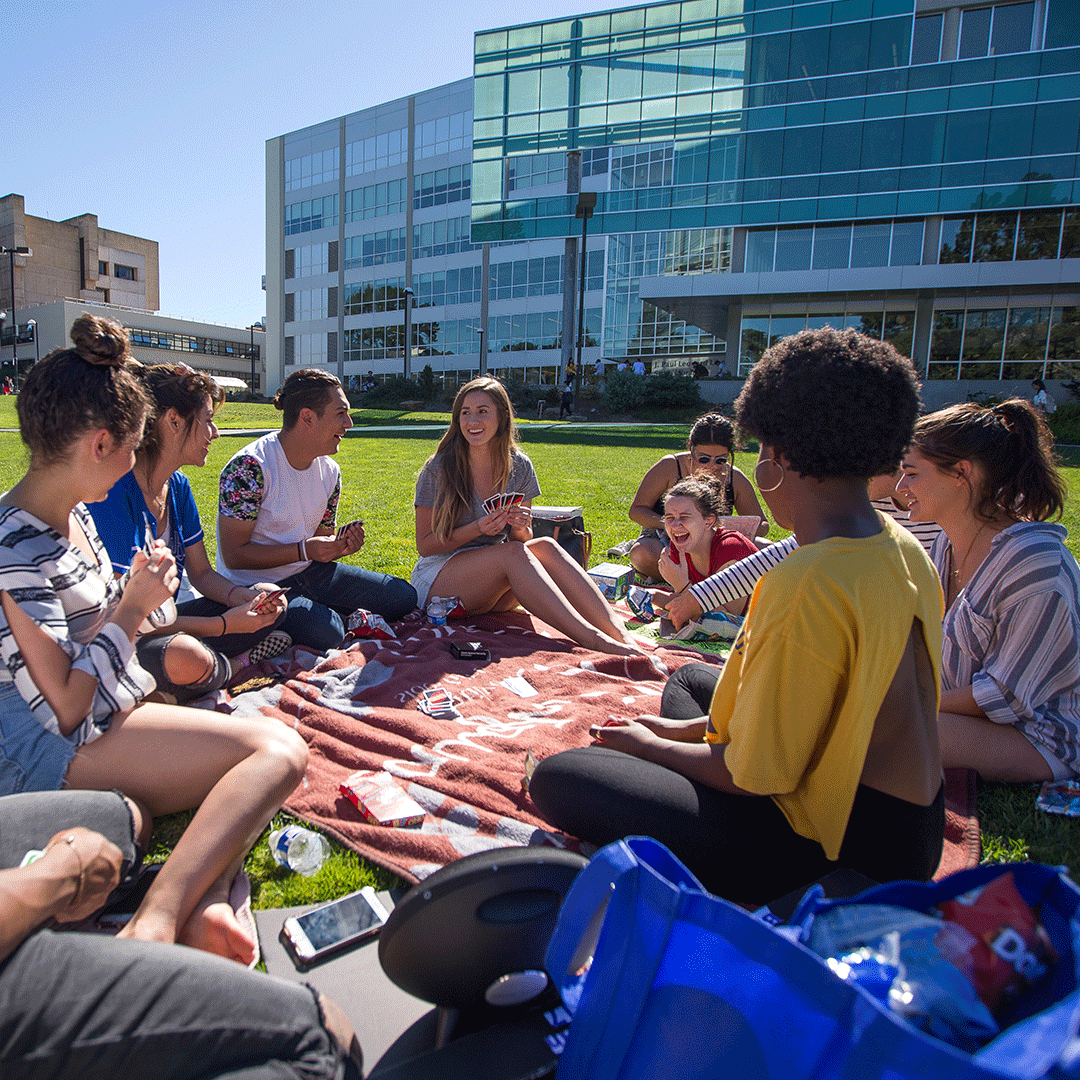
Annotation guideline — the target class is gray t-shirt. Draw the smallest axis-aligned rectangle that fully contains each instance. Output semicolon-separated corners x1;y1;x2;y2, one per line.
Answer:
410;450;542;606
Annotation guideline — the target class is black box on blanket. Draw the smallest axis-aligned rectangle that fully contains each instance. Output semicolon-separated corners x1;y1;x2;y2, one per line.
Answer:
450;641;490;660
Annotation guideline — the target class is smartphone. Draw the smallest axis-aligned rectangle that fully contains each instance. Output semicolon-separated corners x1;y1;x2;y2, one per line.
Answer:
254;588;288;613
281;887;389;967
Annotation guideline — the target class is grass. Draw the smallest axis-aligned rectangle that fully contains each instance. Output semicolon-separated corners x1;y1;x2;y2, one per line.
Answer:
4;399;1080;904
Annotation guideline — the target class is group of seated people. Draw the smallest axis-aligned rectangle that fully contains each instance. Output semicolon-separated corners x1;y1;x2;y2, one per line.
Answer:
1;314;1078;1076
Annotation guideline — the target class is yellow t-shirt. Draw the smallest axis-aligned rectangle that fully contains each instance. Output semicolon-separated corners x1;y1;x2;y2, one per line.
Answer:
705;514;944;860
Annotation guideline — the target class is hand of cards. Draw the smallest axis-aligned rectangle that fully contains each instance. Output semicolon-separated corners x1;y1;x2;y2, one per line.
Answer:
482;492;527;515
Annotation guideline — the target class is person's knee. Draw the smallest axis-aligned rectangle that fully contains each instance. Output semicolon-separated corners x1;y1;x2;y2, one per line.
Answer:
525;536;561;559
381;577;418;621
162;637;218;687
262;727;309;791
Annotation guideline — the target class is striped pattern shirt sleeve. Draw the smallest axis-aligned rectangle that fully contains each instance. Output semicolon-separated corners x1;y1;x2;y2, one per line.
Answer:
687;534;799;612
0;505;155;745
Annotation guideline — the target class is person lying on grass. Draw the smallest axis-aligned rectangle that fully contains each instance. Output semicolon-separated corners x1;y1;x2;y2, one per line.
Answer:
412;377;645;656
0;314;307;963
531;327;946;905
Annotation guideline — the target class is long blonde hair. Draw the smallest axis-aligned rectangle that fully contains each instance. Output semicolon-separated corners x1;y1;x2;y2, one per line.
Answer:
428;378;518;542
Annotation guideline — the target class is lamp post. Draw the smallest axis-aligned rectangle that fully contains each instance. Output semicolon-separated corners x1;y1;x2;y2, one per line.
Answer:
476;326;486;377
26;319;38;387
247;322;263;395
573;193;596;388
0;246;31;375
402;287;414;380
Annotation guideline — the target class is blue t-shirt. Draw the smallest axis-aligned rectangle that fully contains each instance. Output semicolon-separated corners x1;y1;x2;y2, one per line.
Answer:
89;470;204;580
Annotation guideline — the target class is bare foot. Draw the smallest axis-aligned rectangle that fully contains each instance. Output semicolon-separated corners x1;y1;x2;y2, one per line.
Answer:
590;631;648;657
178;899;257;965
117;908;177;946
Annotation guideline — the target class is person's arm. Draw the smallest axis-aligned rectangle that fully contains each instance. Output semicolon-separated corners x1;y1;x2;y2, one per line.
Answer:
628;457;677;531
664;534;799;628
415;503;510;557
174;540;286;635
0;548;173;736
505;499;533;543
730;468;770;536
0;827;123;963
586;719;748;793
658;546;689;592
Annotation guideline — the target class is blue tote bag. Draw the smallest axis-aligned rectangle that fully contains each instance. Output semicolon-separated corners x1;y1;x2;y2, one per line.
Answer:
544;836;1080;1080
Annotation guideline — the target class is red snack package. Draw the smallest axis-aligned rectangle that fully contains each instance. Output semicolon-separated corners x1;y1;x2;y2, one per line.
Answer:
938;871;1058;1011
443;597;467;620
339;769;425;827
346;608;395;639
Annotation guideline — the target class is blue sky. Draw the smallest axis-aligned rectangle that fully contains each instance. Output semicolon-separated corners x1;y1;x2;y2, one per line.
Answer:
4;0;631;328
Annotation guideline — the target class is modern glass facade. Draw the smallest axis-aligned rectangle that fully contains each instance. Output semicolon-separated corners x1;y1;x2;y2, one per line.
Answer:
266;0;1080;398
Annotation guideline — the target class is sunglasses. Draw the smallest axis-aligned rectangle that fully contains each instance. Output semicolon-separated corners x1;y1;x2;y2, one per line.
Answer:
693;454;729;466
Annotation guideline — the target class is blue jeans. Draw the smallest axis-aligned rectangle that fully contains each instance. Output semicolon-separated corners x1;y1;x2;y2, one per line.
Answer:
278;560;417;652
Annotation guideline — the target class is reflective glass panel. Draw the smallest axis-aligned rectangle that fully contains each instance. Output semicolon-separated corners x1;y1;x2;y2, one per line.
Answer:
847;311;884;337
883;311;916;357
972;212;1017;261
812;225;852;268
1015;210;1062;259
1061;211;1080;259
1049;308;1080;362
774;228;813;270
851;221;892;266
1003;307;1051;365
958;8;991;58
960;309;1006;375
929;310;964;368
911;13;943;64
990;2;1034;55
769;315;807;344
744;229;775;272
890;221;924;265
739;317;770;373
939;217;973;263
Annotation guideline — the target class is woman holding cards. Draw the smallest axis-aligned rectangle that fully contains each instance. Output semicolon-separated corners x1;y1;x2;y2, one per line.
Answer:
89;362;290;702
413;377;644;656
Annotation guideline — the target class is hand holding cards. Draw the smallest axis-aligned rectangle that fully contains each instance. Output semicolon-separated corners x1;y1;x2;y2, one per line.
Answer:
481;491;527;515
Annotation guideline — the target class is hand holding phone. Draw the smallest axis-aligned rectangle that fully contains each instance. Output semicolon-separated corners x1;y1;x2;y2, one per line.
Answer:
254;588;288;613
281;886;390;968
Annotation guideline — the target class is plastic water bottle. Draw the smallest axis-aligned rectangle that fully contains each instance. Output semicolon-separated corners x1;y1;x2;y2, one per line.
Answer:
268;825;330;876
426;596;448;625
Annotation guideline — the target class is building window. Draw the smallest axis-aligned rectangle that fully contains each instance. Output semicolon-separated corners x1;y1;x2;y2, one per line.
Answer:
346;127;407;175
114;264;136;281
98;260;108;276
413;165;471;210
344;228;407;269
284;148;339;192
344;180;406;222
507;152;567;192
911;13;943;63
284;195;339;235
292;242;329;277
957;2;1035;59
412;215;475;260
413;111;470;160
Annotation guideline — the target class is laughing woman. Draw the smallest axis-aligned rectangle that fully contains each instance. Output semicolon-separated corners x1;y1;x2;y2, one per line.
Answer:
412;377;643;656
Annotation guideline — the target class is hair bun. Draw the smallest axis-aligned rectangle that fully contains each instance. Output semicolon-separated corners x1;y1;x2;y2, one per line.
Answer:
70;312;131;367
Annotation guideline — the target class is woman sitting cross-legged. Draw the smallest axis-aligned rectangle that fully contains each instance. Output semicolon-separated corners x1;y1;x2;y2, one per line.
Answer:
0;314;308;963
412;377;644;656
89;361;291;704
899;399;1080;782
530;328;946;905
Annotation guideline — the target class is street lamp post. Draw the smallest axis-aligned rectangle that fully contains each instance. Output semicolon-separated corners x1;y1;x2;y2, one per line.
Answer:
402;287;414;380
573;194;596;389
26;319;38;375
0;246;32;376
476;327;486;377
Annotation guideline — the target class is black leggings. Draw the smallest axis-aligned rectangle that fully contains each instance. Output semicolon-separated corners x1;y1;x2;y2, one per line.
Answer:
530;663;945;906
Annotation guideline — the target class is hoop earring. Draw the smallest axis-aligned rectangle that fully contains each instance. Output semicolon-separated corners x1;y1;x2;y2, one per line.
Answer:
754;458;785;493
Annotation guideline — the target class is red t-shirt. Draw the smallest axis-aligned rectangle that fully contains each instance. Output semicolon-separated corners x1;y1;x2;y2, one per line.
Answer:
668;529;757;584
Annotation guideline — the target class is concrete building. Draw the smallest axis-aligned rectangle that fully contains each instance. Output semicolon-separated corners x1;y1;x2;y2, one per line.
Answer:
266;0;1080;406
12;300;264;394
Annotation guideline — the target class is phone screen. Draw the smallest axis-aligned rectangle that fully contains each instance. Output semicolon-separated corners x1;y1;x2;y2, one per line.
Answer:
293;890;385;952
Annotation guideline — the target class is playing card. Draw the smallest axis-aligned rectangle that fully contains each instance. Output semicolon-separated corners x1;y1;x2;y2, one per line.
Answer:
507;492;525;506
417;687;462;719
500;675;538;698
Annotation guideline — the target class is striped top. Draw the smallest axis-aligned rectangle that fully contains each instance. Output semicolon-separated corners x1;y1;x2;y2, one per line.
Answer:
0;504;155;747
871;498;942;555
934;521;1080;772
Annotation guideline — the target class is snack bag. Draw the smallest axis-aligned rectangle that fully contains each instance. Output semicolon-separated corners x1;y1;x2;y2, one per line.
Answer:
340;769;425;827
938;871;1058;1012
346;608;396;639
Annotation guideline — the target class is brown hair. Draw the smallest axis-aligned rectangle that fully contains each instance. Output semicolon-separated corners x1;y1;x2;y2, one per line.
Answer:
427;377;517;543
18;313;150;466
136;363;224;473
912;399;1065;523
274;368;341;429
664;474;729;520
687;412;735;452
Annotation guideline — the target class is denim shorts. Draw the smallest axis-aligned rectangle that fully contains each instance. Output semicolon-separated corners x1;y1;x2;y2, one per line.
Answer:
0;682;79;796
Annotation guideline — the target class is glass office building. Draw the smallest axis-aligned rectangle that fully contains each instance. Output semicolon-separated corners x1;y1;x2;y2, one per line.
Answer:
266;0;1080;399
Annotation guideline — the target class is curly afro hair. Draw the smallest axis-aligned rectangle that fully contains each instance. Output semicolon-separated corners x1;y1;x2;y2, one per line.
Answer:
735;327;921;480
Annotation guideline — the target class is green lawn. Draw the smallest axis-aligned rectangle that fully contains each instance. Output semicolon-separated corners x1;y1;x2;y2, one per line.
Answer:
2;400;1079;902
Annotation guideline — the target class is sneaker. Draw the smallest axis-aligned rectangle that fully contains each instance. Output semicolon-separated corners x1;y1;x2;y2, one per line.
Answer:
606;538;636;558
246;630;292;665
626;585;656;623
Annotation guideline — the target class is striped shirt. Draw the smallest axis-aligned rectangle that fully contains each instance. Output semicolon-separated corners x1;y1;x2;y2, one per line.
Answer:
0;504;155;747
687;504;943;614
934;522;1080;772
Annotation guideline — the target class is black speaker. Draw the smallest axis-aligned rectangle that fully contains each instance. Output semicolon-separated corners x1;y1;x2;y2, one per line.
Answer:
378;846;588;1015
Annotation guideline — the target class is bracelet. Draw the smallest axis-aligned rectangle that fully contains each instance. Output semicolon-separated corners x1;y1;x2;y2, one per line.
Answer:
299;537;308;561
58;835;84;910
219;614;228;636
226;584;242;605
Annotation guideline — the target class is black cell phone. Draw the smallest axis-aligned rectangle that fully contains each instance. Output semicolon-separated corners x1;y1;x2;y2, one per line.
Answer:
450;641;490;660
280;887;390;968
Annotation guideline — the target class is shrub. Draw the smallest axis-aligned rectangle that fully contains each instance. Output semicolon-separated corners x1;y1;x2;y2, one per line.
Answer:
605;370;703;413
417;364;436;401
1049;401;1080;445
361;375;420;408
501;376;559;414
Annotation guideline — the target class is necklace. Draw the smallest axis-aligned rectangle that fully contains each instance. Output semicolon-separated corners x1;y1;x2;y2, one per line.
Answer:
949;524;986;591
